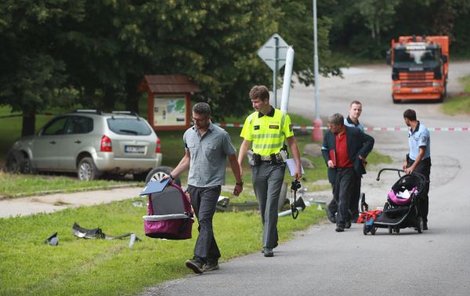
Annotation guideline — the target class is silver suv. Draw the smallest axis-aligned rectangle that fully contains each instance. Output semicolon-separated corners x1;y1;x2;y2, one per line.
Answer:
5;110;163;180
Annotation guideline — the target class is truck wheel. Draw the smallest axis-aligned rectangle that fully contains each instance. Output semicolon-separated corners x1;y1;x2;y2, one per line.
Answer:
77;157;101;181
145;166;181;186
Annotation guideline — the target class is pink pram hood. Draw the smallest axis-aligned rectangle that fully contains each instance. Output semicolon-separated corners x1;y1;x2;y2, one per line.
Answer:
387;187;417;206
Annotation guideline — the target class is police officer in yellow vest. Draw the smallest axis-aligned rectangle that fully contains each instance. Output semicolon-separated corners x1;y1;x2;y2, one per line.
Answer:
238;85;302;257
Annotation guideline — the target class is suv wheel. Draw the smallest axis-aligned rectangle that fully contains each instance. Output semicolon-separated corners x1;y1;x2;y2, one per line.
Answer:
5;150;25;174
78;157;102;181
145;166;181;186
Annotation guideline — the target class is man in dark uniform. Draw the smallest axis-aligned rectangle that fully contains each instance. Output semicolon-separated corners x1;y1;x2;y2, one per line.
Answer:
322;113;374;232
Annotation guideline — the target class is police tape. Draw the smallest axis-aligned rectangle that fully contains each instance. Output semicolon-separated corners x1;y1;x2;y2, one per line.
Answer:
215;123;470;132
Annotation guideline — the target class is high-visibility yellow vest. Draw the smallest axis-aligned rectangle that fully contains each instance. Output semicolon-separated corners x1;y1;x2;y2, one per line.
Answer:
240;108;293;156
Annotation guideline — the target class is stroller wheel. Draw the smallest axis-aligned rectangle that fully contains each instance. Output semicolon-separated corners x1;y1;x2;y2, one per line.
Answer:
370;227;377;235
393;227;400;234
363;223;368;235
416;216;423;233
388;226;393;234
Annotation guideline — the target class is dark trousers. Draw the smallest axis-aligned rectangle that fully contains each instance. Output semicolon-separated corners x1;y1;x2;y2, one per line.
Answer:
252;162;286;249
187;185;221;263
328;169;360;222
329;168;356;226
349;175;362;220
406;157;431;223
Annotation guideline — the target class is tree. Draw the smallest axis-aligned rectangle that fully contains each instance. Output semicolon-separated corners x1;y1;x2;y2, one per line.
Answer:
355;0;401;45
0;0;357;132
278;0;344;86
0;0;85;135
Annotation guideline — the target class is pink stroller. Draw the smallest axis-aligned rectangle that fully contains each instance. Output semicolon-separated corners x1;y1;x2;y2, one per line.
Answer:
140;179;194;240
363;168;427;235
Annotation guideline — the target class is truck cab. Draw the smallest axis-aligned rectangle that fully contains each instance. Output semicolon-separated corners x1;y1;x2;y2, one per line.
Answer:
387;35;449;103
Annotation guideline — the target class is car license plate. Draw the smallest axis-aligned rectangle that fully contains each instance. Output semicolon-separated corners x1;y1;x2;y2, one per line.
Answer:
125;145;145;154
411;88;422;93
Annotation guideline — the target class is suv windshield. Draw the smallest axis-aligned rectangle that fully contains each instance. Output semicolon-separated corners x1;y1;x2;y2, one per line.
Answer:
107;118;153;135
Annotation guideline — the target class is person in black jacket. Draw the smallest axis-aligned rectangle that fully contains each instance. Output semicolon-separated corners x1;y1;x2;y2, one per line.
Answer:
321;113;374;232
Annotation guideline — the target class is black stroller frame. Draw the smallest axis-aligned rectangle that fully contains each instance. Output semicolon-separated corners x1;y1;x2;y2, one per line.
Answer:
363;168;427;235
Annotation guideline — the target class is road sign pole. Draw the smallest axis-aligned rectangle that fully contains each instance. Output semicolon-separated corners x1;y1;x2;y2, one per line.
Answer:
273;36;279;108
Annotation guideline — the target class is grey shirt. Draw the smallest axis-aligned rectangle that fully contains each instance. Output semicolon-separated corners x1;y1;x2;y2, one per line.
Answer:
183;122;236;187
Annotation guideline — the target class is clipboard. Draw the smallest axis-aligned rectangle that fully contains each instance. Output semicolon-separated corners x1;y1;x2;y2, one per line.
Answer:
140;178;170;195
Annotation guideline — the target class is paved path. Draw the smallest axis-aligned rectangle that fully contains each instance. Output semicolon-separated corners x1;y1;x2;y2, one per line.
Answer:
0;187;141;218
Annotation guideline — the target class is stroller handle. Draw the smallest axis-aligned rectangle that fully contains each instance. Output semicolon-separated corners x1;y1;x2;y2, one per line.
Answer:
376;168;404;181
376;168;427;183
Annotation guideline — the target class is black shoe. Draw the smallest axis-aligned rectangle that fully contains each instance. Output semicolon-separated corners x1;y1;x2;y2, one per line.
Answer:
185;259;204;274
335;225;345;232
203;261;219;272
423;222;428;230
325;208;336;223
345;221;352;229
263;248;274;257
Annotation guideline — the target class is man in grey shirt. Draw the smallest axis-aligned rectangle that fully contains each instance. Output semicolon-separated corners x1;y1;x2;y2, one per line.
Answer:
169;102;243;274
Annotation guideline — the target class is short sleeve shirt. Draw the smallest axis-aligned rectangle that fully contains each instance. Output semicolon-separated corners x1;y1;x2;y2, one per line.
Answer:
408;121;431;160
183;123;236;187
240;108;293;156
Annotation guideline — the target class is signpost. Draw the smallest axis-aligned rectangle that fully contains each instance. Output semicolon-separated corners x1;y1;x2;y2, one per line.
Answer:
257;33;289;107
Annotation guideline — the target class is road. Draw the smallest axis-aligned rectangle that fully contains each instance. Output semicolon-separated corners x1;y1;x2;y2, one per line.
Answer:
143;61;470;296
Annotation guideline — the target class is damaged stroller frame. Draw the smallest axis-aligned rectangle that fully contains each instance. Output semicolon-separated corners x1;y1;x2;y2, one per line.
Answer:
363;168;427;235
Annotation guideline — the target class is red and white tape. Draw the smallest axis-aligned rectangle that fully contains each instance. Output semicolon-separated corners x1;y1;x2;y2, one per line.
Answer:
216;123;470;132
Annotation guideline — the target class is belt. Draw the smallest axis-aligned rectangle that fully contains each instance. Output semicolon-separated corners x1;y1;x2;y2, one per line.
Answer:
259;153;281;161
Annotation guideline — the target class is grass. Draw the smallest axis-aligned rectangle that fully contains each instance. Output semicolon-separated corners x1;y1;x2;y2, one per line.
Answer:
0;171;137;199
0;198;324;296
442;75;470;115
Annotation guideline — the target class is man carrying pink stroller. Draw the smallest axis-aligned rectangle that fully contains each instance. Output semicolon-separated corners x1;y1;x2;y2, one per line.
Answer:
168;103;243;274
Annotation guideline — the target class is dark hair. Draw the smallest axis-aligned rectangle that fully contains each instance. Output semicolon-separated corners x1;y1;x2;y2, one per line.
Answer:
403;109;417;121
328;113;344;126
193;102;211;117
249;85;270;101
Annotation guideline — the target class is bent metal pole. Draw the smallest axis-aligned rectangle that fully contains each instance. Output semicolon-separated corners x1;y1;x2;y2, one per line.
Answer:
280;46;295;113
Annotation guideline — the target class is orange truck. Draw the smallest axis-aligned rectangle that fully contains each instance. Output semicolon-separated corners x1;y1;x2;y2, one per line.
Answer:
386;35;449;103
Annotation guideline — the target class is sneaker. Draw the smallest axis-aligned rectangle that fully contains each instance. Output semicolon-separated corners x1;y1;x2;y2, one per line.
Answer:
335;225;345;232
325;208;336;223
263;248;274;257
203;261;219;272
185;259;204;274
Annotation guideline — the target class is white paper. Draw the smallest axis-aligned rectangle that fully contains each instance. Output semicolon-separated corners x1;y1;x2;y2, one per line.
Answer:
286;158;304;176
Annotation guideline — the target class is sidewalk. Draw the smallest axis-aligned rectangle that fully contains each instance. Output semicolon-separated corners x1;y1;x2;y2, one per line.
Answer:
0;187;142;218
